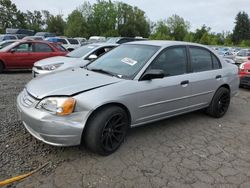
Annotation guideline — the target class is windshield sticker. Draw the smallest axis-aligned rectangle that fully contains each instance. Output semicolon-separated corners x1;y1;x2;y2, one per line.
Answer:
121;57;138;66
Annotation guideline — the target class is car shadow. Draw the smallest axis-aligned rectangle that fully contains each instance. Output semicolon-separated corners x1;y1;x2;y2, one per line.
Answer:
2;70;32;74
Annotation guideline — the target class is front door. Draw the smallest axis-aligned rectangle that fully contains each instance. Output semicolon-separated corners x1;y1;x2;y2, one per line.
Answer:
7;42;33;68
133;46;193;125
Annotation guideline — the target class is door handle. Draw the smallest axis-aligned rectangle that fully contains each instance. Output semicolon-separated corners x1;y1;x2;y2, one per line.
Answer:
180;80;189;85
216;75;222;79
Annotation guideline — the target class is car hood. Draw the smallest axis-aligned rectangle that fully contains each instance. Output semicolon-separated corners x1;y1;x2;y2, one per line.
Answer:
34;56;76;67
26;68;122;99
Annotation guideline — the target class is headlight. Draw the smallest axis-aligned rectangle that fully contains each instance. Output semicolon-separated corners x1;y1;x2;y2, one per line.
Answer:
42;63;64;71
239;63;245;70
36;97;76;116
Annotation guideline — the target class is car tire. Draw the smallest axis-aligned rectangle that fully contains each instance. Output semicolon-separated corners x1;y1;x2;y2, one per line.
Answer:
0;61;4;73
206;87;230;118
84;106;129;155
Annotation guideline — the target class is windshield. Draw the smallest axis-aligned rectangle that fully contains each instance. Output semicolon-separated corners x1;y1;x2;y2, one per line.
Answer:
67;45;98;58
0;41;15;49
0;41;19;52
87;44;160;79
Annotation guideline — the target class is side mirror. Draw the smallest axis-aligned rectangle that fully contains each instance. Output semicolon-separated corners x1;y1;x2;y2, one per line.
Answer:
88;54;98;60
141;69;165;81
10;49;16;53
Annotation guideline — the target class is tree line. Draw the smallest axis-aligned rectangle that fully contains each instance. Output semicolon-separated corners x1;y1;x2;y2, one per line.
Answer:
0;0;250;47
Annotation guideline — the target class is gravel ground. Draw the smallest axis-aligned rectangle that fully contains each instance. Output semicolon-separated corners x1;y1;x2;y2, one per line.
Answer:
1;71;250;188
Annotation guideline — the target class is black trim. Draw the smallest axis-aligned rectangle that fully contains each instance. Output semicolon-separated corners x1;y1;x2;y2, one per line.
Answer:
187;45;222;73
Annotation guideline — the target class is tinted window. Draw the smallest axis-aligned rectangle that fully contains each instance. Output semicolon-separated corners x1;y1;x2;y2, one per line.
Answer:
68;39;79;45
34;43;52;52
57;39;67;44
190;47;213;72
149;47;187;76
212;55;221;69
14;43;32;52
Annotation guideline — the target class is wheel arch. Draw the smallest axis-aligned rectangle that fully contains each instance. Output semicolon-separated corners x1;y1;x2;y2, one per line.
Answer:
0;59;6;69
81;102;132;144
218;84;231;93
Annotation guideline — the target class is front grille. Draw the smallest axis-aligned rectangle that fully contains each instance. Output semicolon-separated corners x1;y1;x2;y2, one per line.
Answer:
241;76;250;81
21;89;37;108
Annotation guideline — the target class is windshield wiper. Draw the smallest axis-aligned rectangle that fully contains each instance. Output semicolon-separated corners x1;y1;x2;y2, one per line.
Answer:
89;68;119;78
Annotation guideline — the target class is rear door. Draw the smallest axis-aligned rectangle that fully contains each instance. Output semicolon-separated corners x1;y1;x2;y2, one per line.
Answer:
32;43;55;67
187;46;223;108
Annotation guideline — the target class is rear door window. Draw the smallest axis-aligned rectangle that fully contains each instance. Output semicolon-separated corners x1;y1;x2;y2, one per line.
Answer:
212;55;221;69
189;47;213;72
33;43;53;52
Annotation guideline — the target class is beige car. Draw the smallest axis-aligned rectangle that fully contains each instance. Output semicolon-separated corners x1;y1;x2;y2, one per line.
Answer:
234;49;250;64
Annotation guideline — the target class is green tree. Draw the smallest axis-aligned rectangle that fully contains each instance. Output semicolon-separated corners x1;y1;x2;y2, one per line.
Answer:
116;2;150;37
199;32;210;45
193;25;210;43
166;14;190;41
150;20;171;40
232;11;250;44
183;32;194;42
89;0;118;36
46;14;65;36
0;0;19;32
65;10;88;37
25;10;45;32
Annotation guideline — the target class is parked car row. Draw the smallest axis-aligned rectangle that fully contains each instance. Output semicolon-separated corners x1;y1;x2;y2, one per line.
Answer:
16;41;239;155
213;46;250;65
0;35;148;73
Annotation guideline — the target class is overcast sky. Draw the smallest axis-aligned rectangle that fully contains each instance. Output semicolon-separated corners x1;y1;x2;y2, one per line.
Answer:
11;0;250;33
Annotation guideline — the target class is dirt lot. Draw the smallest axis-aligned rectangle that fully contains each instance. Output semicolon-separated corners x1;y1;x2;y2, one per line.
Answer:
0;71;250;188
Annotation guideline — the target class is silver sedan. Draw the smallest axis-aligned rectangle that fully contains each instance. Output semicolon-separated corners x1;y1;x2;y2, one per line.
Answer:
17;41;239;155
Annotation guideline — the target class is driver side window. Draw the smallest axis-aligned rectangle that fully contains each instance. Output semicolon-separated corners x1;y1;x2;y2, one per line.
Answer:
149;47;188;77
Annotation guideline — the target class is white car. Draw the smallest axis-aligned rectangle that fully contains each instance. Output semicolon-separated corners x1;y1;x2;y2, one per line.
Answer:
234;49;250;64
88;36;106;43
32;43;118;77
58;38;81;51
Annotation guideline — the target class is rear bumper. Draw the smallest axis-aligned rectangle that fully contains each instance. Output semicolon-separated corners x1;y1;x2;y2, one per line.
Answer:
240;76;250;86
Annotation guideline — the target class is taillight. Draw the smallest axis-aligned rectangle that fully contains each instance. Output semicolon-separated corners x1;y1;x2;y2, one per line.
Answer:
248;57;250;60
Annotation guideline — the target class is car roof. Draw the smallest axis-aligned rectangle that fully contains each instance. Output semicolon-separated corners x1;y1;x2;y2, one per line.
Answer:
87;43;119;47
126;40;208;48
